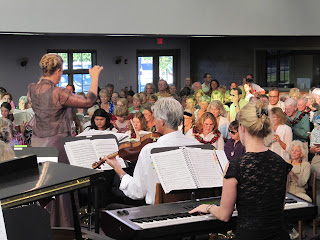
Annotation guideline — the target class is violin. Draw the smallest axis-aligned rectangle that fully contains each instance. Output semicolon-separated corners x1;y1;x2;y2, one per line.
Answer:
92;132;161;169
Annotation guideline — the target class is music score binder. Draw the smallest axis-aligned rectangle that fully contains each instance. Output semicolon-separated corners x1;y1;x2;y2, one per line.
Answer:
63;134;127;170
151;145;228;194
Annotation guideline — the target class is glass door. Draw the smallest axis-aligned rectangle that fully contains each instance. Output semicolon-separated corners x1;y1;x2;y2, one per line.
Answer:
137;50;178;93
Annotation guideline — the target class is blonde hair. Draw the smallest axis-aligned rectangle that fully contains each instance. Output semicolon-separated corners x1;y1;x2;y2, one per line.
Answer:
196;112;219;134
0;141;15;162
270;107;287;125
114;106;129;118
207;100;226;117
117;98;128;107
39;54;63;77
0;118;12;143
99;88;111;98
238;100;271;138
289;88;301;98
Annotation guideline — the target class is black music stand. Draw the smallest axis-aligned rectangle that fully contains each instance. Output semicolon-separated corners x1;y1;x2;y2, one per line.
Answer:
63;134;127;234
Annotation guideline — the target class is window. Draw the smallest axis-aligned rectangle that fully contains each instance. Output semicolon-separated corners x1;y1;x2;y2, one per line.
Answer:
48;50;96;93
266;51;290;86
137;50;179;93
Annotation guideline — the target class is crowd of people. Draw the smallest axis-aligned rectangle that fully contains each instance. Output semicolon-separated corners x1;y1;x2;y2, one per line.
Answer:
0;54;320;238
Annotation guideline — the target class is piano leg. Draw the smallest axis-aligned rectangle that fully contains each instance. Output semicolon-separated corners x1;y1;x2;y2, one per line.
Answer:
70;191;83;240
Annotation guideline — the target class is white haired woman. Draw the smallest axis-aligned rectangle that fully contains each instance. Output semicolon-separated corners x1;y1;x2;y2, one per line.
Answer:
288;140;312;202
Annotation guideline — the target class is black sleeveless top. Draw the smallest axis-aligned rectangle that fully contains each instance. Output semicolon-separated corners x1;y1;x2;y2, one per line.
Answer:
225;150;292;240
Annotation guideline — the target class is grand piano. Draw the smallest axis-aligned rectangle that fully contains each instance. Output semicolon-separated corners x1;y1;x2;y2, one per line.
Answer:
0;155;106;240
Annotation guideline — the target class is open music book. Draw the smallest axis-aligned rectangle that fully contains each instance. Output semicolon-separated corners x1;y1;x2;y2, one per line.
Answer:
151;147;228;194
12;108;34;126
64;138;126;170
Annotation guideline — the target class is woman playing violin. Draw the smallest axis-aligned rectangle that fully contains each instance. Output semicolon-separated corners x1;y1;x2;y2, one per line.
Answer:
125;112;150;140
143;103;156;132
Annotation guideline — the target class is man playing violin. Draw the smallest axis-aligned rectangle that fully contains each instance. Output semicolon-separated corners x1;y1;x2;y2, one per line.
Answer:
104;97;199;204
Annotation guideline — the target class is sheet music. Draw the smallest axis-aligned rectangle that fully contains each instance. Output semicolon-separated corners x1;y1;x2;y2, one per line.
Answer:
12;108;34;125
0;202;8;240
185;148;223;188
76;129;127;141
215;150;229;172
152;149;197;194
65;139;98;168
91;139;126;170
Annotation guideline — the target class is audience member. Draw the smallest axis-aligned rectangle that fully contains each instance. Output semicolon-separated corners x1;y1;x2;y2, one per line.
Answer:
148;94;158;104
191;82;202;94
288;140;312;202
127;90;135;108
208;100;230;140
267;107;292;161
66;84;75;93
99;89;112;114
106;83;114;95
144;83;156;98
194;95;210;122
268;87;285;111
244;73;265;95
0;140;15;162
169;84;177;95
112;106;130;133
289;88;300;100
129;94;144;114
186;112;224;150
224;120;245;160
180;108;195;134
143;103;156;132
139;92;147;104
184;77;192;89
155;79;171;98
229;87;248;122
285;98;310;142
201;73;212;94
18;96;28;110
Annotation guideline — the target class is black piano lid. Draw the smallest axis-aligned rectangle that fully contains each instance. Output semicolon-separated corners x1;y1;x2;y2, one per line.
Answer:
0;161;102;201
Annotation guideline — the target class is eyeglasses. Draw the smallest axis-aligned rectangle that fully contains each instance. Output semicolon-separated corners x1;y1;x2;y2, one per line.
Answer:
229;130;238;134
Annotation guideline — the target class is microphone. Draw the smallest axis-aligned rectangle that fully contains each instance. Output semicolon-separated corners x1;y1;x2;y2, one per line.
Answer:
184;111;192;117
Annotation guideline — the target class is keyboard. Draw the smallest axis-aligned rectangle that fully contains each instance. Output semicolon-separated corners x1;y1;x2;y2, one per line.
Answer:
101;193;317;240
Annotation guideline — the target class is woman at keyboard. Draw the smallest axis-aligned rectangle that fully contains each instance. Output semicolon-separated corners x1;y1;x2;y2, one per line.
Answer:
190;100;292;240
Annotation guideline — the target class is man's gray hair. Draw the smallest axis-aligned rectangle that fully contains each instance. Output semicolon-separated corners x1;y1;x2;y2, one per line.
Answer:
312;88;320;97
297;97;308;104
284;98;297;107
152;97;183;130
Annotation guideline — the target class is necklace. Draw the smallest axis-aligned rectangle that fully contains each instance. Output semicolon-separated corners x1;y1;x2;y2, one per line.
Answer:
192;126;221;145
289;112;307;126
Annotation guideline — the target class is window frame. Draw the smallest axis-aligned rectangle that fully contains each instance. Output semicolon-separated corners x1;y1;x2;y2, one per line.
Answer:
47;49;97;92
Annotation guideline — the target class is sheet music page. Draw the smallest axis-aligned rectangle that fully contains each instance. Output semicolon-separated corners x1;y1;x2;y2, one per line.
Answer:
215;150;229;172
13;109;34;125
0;202;8;240
65;139;98;168
77;129;127;141
91;139;126;170
151;149;197;194
185;148;223;188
